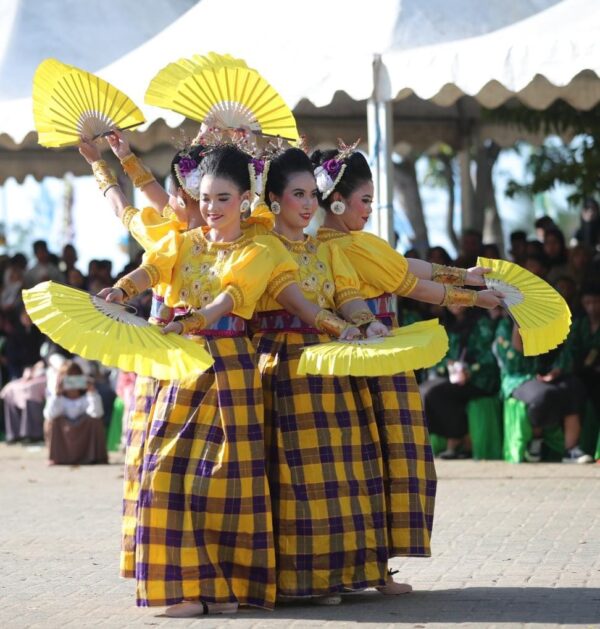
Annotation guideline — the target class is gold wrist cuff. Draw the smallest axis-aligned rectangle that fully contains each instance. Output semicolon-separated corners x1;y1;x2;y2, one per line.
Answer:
92;160;118;194
431;263;467;286
139;264;160;287
179;311;208;335
441;285;477;307
120;153;156;189
113;275;140;300
314;309;350;337
121;206;139;229
349;308;375;327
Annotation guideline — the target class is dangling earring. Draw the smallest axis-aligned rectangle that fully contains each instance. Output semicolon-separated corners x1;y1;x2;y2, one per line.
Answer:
177;196;187;209
331;200;346;215
270;201;281;215
240;199;251;213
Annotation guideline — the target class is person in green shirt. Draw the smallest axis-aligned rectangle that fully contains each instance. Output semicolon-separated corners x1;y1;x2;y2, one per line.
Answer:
494;315;591;463
420;306;500;458
571;281;600;421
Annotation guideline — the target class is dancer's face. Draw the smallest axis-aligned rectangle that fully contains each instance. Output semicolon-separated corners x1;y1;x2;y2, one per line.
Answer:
199;175;246;234
334;179;373;231
272;172;319;232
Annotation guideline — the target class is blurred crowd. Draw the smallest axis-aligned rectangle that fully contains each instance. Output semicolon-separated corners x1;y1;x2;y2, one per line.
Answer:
0;199;599;464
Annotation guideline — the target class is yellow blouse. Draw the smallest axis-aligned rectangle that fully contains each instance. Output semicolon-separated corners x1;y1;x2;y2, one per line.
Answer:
316;228;418;298
255;232;362;313
141;227;297;319
122;205;186;252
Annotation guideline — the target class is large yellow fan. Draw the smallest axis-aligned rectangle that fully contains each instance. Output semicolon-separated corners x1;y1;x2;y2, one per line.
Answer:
297;319;449;377
478;256;571;356
22;282;213;380
145;52;299;140
33;58;145;147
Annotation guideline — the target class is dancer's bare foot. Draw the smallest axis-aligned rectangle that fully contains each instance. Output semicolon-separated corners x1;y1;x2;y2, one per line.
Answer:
164;601;238;617
376;578;413;594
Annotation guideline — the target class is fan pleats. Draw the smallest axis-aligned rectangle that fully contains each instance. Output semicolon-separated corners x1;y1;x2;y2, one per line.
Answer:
479;256;571;355
23;282;213;379
298;319;449;377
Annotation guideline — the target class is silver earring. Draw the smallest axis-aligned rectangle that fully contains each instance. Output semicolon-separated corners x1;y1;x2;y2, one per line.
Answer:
240;199;251;213
331;200;346;215
270;201;281;215
177;196;187;209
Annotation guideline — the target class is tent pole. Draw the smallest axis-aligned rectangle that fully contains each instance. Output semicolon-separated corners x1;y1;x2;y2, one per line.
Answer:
368;55;394;245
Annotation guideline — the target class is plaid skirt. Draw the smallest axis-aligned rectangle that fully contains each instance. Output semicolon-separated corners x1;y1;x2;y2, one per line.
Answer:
121;375;159;578
130;328;275;609
365;295;437;557
253;311;390;597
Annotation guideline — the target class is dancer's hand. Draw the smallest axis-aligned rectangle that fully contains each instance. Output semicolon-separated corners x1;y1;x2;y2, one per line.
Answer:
365;321;390;338
340;325;361;341
97;287;124;303
78;137;101;164
475;289;504;309
106;130;132;160
161;321;183;335
465;266;491;287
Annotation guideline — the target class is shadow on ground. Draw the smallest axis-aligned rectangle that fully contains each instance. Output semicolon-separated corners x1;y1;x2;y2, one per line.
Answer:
203;587;600;624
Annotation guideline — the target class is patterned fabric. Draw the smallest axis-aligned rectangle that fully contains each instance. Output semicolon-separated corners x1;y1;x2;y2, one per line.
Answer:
431;315;500;395
494;317;573;398
361;301;436;556
133;335;276;609
121;375;159;578
253;327;389;596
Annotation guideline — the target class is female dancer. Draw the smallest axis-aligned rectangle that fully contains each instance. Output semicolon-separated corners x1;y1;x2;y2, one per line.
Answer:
78;136;205;580
311;147;504;591
250;147;400;604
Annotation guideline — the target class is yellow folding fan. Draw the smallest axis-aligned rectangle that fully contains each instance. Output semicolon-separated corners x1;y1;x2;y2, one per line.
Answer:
33;58;145;147
478;256;571;356
297;319;449;377
22;282;213;380
145;52;299;141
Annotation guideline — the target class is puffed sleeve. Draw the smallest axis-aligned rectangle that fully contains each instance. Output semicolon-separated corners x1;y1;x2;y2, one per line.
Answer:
124;205;182;251
253;235;299;299
327;244;363;308
219;243;276;319
345;232;418;296
141;229;184;286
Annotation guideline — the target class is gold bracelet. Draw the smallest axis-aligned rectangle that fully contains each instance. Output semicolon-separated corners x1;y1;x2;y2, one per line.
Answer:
121;206;138;229
91;160;118;194
431;263;467;286
179;311;208;335
113;276;140;300
349;308;375;327
120;153;156;189
440;285;478;307
314;309;350;337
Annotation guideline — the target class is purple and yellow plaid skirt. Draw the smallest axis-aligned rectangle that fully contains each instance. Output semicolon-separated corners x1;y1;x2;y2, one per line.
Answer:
364;294;437;557
253;310;390;597
124;317;276;609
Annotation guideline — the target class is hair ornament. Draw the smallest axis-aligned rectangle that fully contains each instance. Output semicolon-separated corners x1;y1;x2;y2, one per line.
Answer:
313;138;361;199
173;150;201;201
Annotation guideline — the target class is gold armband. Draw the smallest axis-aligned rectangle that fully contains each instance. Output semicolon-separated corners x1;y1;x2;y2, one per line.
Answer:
113;275;140;300
91;160;118;195
179;311;207;335
349;308;375;327
440;285;477;307
120;153;156;189
121;206;138;229
139;264;160;287
334;287;362;309
314;309;350;337
431;263;467;286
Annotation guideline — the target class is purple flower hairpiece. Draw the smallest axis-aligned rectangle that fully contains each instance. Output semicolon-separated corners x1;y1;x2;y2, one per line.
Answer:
251;158;265;175
177;156;198;177
322;158;343;178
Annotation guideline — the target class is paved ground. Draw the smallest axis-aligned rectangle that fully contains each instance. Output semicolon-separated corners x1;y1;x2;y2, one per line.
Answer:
1;443;599;629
